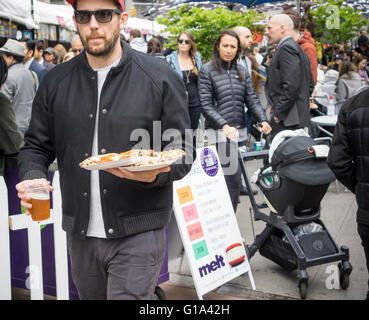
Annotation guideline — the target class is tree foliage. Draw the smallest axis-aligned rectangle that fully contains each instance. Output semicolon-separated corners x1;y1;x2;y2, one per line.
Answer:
310;0;367;44
158;5;265;62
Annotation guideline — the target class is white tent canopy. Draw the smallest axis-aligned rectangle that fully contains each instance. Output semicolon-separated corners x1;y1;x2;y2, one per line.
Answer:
0;0;38;29
125;17;167;37
33;1;76;31
0;0;76;31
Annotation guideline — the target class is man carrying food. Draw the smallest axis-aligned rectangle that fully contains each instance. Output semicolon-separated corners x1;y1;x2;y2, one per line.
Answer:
16;0;192;300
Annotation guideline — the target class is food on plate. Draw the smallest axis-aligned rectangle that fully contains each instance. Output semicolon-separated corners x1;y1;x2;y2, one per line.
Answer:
79;149;185;170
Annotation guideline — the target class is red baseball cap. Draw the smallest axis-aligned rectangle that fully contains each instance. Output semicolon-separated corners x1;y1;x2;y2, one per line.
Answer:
66;0;125;11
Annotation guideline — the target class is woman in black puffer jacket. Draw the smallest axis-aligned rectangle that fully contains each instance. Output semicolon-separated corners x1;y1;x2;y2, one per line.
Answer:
198;30;271;212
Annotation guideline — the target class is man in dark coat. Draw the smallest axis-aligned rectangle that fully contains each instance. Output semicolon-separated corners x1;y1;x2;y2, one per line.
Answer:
21;39;48;85
265;14;314;139
327;88;369;300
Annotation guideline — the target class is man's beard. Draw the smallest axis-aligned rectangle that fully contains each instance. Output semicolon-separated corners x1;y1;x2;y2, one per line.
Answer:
78;26;120;57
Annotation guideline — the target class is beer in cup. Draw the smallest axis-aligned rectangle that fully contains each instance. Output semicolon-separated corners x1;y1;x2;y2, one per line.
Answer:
24;182;51;221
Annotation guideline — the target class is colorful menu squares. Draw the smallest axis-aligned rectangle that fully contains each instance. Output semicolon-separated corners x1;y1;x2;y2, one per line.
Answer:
192;240;209;260
182;203;199;223
176;186;194;205
187;222;204;242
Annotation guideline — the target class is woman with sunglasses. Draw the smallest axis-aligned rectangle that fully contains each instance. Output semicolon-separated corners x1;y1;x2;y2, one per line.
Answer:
166;31;203;132
0;55;23;176
199;30;271;212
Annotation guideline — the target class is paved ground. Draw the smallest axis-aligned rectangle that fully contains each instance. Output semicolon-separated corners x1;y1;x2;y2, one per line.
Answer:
165;157;368;300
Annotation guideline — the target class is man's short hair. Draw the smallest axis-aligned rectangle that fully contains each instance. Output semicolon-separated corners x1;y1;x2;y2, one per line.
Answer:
283;9;301;31
130;29;141;39
36;40;44;52
2;52;24;64
22;39;37;55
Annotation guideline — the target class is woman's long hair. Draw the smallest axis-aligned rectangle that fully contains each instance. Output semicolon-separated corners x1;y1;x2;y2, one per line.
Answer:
247;54;266;94
339;61;355;79
147;37;163;56
177;31;199;75
0;55;8;87
212;30;243;81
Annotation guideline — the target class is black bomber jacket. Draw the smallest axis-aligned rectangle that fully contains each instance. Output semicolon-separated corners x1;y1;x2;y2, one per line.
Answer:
18;41;194;238
327;88;369;225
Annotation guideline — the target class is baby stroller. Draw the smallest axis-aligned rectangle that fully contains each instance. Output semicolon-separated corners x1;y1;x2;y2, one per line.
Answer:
239;132;352;299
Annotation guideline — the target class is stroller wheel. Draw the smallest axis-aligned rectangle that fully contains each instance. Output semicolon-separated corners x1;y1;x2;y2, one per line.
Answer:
339;261;352;290
298;279;308;299
340;273;350;290
153;286;166;300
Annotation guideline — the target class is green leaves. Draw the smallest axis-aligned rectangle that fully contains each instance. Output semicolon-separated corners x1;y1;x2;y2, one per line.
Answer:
157;5;265;62
310;0;367;44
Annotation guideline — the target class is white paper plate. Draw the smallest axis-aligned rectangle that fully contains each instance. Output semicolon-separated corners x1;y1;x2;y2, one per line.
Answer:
81;156;146;171
121;160;175;172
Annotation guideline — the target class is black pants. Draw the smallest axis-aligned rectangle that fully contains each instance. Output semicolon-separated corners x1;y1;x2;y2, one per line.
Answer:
189;106;201;131
217;140;241;213
358;223;369;291
270;118;302;141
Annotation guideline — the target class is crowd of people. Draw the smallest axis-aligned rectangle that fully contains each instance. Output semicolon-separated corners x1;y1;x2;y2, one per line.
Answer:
0;0;368;301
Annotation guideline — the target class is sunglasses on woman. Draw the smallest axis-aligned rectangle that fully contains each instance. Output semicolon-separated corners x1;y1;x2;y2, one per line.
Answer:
74;9;122;24
178;39;190;44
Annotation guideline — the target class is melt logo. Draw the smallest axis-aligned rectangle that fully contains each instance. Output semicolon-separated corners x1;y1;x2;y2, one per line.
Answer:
198;255;226;278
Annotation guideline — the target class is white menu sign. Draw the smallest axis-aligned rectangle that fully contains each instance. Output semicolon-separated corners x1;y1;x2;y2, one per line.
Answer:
172;146;255;299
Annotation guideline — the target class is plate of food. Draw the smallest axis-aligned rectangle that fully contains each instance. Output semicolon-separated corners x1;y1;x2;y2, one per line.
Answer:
122;149;186;171
79;149;185;171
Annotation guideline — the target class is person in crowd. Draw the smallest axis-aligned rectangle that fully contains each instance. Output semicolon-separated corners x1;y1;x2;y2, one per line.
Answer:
0;39;36;134
354;55;369;84
129;28;147;53
264;14;314;139
253;46;264;65
327;87;369;301
53;44;67;64
16;0;193;300
21;39;48;85
71;34;84;56
62;52;75;63
285;9;318;86
262;46;275;68
358;27;369;47
0;55;23;176
34;41;55;71
343;51;352;62
355;40;369;60
331;54;344;71
43;47;56;67
147;37;164;59
335;61;363;102
166;31;203;132
248;54;267;113
233;26;253;75
198;30;271;212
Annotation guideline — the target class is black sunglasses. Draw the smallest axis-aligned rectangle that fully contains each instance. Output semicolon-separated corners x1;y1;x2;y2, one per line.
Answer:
178;39;190;44
74;9;122;24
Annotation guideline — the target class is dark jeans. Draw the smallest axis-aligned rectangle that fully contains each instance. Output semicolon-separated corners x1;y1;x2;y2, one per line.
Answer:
358;223;369;283
67;228;166;300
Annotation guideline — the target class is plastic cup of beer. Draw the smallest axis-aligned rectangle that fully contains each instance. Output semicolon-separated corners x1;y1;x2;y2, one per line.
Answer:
24;182;50;221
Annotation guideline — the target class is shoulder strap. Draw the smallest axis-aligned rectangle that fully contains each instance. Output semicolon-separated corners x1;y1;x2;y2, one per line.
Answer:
29;70;37;91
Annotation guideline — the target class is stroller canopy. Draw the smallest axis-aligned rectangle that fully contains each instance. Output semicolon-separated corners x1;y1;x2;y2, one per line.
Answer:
271;135;336;186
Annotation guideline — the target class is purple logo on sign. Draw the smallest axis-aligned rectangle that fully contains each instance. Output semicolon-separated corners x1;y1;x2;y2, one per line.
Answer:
201;148;218;177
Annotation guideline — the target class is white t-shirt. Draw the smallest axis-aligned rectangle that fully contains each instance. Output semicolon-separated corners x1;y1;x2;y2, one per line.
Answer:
87;58;120;238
